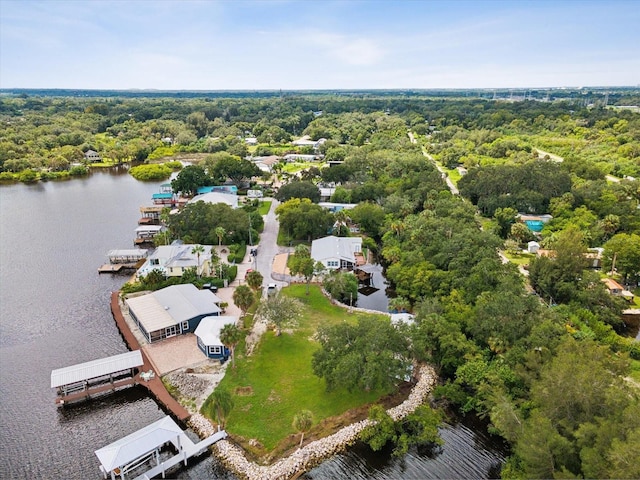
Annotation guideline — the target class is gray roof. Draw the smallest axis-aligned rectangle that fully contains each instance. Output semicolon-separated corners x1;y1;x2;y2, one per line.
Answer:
311;235;362;263
51;350;143;388
126;284;221;333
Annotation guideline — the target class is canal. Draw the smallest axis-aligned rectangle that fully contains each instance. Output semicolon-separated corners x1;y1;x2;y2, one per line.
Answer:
0;170;507;479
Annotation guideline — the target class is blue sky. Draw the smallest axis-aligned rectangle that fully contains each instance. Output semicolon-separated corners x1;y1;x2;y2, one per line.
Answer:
1;0;638;90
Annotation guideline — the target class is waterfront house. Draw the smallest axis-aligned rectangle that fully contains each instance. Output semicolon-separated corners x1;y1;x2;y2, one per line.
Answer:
84;150;102;163
125;284;222;343
194;315;236;360
311;235;363;271
137;242;214;278
188;191;239;209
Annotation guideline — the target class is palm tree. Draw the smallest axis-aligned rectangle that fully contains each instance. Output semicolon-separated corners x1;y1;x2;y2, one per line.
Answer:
215;226;226;250
210;388;234;430
232;285;254;317
292;410;313;448
191;244;205;278
219;323;243;368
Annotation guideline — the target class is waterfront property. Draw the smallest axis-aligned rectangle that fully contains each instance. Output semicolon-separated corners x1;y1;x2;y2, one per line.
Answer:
194;315;236;360
98;249;149;274
187;191;238;209
136;242;214;278
125;284;222;343
134;225;166;245
51;350;144;405
311;235;363;271
95;415;227;480
138;205;164;225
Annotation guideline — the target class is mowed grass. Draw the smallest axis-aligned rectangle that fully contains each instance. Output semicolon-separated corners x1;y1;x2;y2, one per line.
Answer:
257;200;272;216
214;284;390;451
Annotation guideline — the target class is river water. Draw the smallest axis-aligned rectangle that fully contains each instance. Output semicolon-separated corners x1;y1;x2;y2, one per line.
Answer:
0;170;507;479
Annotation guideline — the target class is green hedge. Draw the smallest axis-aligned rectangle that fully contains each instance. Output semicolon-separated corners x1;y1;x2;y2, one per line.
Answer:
227;243;246;264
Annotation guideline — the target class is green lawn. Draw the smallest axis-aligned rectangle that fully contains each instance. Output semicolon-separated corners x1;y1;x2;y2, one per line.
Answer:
281;161;317;174
504;251;536;266
207;285;390;454
258;201;272;216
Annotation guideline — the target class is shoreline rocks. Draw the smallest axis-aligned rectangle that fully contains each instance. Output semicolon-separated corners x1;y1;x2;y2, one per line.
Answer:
207;365;437;480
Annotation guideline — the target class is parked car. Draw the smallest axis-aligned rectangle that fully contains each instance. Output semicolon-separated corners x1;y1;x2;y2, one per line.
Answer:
267;283;277;296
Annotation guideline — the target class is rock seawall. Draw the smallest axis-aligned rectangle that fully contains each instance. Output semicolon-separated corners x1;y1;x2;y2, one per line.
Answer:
196;364;437;480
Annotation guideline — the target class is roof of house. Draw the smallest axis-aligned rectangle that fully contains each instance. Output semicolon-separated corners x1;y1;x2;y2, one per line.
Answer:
194;316;237;346
602;278;624;291
188;191;238;209
137;244;213;277
311;235;362;263
95;416;182;472
126;284;221;332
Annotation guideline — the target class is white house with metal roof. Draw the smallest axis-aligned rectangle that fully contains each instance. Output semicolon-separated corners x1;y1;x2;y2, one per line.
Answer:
136;242;214;278
194;315;236;360
311;235;363;271
187;191;238;209
125;284;222;343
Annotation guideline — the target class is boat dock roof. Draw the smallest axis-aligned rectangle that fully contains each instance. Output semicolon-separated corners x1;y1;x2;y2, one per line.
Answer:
51;350;143;389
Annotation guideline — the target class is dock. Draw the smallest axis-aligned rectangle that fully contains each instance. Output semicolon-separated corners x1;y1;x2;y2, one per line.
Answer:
99;250;148;274
110;292;191;422
51;293;191;422
51;350;144;405
98;263;139;274
95;415;227;480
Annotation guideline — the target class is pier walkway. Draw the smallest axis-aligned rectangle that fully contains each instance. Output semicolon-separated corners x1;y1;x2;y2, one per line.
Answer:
110;292;191;422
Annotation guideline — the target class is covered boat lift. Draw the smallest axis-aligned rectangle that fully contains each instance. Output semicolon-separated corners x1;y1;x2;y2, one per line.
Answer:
95;415;227;480
51;350;144;404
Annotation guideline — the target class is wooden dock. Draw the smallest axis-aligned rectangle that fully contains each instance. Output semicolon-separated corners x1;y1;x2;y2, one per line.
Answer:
110;292;191;422
98;263;138;274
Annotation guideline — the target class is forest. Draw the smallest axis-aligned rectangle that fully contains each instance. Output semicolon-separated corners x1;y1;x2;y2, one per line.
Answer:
1;90;639;478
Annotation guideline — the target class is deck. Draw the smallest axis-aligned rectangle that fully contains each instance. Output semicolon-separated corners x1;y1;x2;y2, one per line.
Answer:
98;263;139;274
110;292;191;422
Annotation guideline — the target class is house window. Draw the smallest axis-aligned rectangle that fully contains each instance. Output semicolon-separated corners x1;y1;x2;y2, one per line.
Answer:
181;321;189;331
209;346;222;354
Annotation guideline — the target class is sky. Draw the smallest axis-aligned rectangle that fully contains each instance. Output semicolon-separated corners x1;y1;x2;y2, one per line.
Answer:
1;0;638;90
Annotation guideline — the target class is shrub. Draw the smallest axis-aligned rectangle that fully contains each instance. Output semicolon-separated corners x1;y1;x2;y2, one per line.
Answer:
129;164;172;181
227;243;246;264
69;165;89;176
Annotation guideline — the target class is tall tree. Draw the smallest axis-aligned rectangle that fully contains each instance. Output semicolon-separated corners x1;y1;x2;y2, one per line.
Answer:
312;316;411;392
232;285;254;317
191;244;205;278
288;245;316;294
219;323;243;368
255;292;303;336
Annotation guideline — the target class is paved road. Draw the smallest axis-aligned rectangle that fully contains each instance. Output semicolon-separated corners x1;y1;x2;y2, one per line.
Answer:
253;198;292;291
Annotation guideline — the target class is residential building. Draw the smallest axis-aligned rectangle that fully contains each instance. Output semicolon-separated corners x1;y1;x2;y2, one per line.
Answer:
125;284;222;343
311;235;363;271
136;242;214;278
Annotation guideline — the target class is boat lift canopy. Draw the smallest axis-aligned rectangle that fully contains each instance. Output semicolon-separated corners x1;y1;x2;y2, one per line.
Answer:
95;416;183;479
51;350;143;389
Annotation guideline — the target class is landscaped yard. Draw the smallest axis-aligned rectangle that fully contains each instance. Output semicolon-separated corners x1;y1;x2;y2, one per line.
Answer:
504;251;536;266
206;285;393;457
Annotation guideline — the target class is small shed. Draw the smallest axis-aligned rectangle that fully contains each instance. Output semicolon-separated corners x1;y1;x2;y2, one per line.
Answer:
194;316;236;360
527;241;540;254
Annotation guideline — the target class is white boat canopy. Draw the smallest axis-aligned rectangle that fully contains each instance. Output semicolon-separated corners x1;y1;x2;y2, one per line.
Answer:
51;350;143;389
95;416;182;476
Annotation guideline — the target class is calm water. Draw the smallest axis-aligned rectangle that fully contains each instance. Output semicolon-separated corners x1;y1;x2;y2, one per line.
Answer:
0;170;507;479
